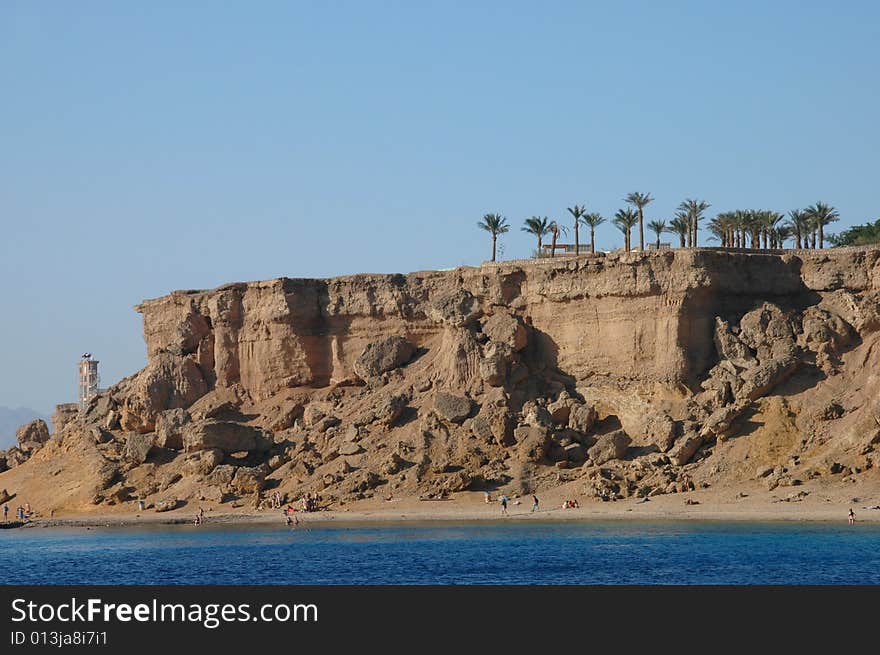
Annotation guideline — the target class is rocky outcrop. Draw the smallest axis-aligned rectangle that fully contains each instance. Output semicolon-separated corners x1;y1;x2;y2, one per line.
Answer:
16;420;50;453
587;430;632;465
3;247;880;514
354;336;416;379
183;421;267;453
434;393;474;424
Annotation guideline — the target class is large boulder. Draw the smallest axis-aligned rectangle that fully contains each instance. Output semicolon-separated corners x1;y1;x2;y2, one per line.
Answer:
428;289;482;327
118;353;209;433
472;407;516;446
182;448;224;476
739;355;799;401
154;499;179;513
230;466;266;495
671;433;705;466
16;419;50;451
183;420;265;453
479;343;511;386
569;404;598;434
699;403;747;441
587;430;631;465
547;393;577;426
123;432;156;464
738;303;797;362
713;317;757;369
482;313;528;351
373;394;408;427
514;425;552;463
155;408;191;450
645;412;677;452
434;393;474;423
799;307;855;371
354;336;416;379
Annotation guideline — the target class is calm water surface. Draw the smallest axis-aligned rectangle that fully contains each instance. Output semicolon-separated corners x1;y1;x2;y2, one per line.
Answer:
1;521;879;585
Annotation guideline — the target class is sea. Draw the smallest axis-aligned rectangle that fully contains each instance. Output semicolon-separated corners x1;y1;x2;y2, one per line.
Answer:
2;520;879;585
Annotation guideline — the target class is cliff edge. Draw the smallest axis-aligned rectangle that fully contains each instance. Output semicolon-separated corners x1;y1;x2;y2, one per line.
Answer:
3;247;880;514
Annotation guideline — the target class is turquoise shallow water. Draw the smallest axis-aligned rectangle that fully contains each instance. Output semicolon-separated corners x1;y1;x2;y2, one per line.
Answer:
1;521;879;585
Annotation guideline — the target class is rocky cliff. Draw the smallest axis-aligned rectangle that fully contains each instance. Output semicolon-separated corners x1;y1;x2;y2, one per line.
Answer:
3;247;880;513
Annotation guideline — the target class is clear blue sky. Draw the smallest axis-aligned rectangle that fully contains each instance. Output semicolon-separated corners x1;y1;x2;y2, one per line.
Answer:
2;1;878;413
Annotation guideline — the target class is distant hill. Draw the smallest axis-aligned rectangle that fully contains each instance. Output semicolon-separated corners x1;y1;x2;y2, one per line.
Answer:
0;406;48;450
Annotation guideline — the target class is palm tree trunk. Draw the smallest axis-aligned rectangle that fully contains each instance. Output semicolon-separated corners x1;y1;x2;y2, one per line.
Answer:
537;236;542;255
491;235;497;262
574;223;579;255
551;231;557;258
638;209;644;251
819;223;824;249
590;228;595;254
795;229;801;249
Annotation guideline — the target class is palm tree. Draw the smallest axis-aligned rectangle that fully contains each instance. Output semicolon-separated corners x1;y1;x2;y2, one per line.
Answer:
708;213;736;247
678;199;711;248
581;212;605;254
667;214;689;248
758;211;784;249
732;209;750;248
647;219;666;249
547;220;568;258
625;192;653;251
787;209;808;249
774;224;794;249
804;202;839;249
613;208;639;252
477;213;509;262
768;211;785;248
566;204;587;255
522;216;551;256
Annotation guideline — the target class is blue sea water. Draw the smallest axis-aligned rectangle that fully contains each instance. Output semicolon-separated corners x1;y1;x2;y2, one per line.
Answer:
1;521;879;585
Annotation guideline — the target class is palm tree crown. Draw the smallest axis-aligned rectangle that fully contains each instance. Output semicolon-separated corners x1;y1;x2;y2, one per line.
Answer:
581;212;605;254
566;204;587;255
667;214;689;248
522;216;551;256
625;192;653;251
546;219;568;258
804;202;839;249
647;219;666;249
613;208;639;252
477;212;509;262
678;198;711;247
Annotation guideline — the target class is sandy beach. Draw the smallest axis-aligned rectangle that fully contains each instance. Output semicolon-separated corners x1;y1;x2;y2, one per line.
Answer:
11;477;880;530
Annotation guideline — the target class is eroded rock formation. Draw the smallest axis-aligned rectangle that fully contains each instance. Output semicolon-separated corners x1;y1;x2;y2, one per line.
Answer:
3;247;880;512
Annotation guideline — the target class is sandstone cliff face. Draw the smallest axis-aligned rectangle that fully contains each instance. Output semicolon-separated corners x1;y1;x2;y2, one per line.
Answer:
133;248;880;400
3;247;880;512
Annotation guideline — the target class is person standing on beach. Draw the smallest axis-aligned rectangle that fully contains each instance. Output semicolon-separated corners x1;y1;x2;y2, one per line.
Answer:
500;495;509;515
2;504;7;522
531;495;539;512
849;508;855;525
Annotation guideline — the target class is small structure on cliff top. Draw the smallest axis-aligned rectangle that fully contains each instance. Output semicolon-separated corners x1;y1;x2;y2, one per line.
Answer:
78;353;100;410
541;243;592;256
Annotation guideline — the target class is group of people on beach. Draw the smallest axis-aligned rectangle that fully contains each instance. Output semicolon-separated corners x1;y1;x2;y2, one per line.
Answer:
300;492;322;512
268;491;285;510
193;507;205;525
562;499;580;509
2;503;33;522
